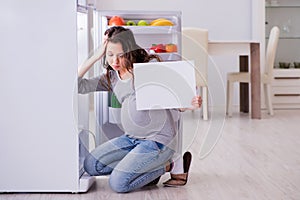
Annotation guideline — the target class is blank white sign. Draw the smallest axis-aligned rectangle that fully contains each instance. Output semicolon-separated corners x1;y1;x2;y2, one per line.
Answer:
134;60;196;110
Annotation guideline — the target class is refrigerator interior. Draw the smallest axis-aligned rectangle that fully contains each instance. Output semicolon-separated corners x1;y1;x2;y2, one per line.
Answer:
92;10;182;146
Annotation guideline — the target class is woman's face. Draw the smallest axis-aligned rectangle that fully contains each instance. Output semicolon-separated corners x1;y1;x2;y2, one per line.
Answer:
106;41;125;72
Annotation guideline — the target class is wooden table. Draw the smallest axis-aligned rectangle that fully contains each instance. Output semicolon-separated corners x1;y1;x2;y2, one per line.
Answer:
208;41;261;119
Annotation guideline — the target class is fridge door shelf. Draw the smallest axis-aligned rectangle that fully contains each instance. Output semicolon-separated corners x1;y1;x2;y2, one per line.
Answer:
108;107;122;124
79;174;96;193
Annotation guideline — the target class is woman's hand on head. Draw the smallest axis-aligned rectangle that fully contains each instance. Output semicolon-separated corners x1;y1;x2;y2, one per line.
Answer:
77;36;108;78
94;39;108;61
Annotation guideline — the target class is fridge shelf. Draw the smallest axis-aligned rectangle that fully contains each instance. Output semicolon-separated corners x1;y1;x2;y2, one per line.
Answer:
149;52;181;61
107;25;177;34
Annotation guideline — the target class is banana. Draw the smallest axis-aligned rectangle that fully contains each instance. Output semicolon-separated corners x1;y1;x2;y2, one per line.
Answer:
150;18;168;25
150;19;174;26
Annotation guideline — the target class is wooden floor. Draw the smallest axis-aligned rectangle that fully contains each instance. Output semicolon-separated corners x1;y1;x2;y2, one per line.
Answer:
1;109;300;200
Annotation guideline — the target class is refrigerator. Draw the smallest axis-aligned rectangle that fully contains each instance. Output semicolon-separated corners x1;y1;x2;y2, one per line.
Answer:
0;3;181;192
91;10;182;145
0;1;95;193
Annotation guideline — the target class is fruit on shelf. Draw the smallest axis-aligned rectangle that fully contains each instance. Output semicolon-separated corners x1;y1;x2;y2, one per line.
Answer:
126;20;136;26
150;18;167;25
108;16;125;26
150;18;174;26
165;43;177;52
150;44;166;53
137;20;148;26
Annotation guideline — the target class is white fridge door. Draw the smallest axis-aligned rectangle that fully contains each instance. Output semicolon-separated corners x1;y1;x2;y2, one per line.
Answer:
0;0;79;192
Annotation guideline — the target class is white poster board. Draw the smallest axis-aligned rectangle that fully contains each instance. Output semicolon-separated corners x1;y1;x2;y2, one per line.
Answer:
134;60;196;110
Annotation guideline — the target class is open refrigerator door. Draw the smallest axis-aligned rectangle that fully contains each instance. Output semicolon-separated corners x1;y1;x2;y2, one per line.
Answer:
77;5;96;192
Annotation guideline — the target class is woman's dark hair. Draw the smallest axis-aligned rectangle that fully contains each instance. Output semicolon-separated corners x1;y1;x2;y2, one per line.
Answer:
102;26;162;90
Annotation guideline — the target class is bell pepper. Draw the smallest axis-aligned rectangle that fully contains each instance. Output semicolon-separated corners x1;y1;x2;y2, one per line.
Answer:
150;44;166;53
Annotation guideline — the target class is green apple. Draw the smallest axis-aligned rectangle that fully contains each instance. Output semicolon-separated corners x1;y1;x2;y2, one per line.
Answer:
126;20;136;26
137;20;148;26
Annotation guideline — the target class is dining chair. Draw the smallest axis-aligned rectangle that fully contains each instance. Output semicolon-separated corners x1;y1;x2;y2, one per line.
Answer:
182;27;209;120
226;26;280;117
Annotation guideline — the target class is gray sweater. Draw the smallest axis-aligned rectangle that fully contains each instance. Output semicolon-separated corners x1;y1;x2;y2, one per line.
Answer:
78;70;180;150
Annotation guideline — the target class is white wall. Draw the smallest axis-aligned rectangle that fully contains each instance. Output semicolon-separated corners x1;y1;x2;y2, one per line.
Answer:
95;0;264;106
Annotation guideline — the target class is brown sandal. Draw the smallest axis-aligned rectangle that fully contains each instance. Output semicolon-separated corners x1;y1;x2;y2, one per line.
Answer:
163;151;192;187
145;159;173;187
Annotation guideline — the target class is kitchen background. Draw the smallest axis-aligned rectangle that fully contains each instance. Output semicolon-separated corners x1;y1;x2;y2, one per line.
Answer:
1;0;299;193
0;0;258;192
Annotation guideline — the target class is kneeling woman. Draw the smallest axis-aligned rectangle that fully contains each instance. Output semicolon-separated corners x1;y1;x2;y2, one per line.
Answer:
78;26;202;193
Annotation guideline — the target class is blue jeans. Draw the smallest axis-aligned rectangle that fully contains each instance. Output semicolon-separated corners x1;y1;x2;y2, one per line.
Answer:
84;135;175;193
